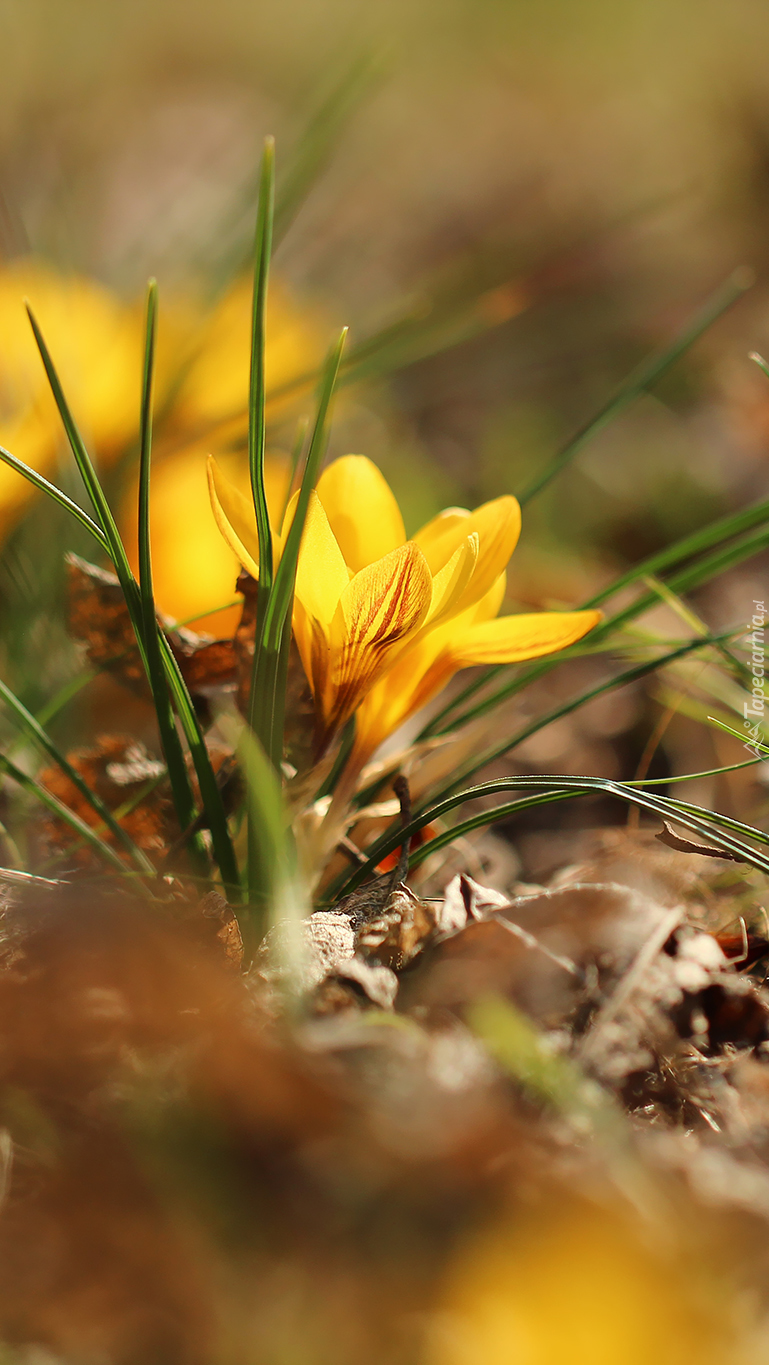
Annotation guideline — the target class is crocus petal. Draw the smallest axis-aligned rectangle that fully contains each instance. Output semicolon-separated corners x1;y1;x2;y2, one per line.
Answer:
470;572;507;624
451;496;521;612
281;490;351;712
316;454;406;572
415;495;521;612
449;609;602;668
326;541;432;731
413;506;471;573
426;533;479;626
206;456;260;579
353;627;457;761
289;490;351;632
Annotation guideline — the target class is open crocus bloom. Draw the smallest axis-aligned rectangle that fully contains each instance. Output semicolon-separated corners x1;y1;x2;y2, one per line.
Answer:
208;453;602;763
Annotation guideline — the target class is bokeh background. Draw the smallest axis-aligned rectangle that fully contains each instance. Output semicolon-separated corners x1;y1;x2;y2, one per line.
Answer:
1;0;769;877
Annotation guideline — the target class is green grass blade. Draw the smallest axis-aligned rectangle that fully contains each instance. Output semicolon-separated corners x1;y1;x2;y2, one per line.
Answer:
359;631;734;815
420;492;769;740
428;618;762;811
334;771;769;898
516;269;753;505
411;782;769;875
427;512;769;741
0;751;141;877
132;281;211;866
280;417;309;524
406;760;769;873
262;329;348;650
26;302;207;867
134;279;200;849
248;137;276;648
156;633;240;894
0;444;109;553
273;54;381;244
219;712;299;959
0;677;156;875
655;800;769;847
587;494;769;612
708;715;769;754
247;328;346;904
138;280;159;623
26;303;134;565
251;327;347;768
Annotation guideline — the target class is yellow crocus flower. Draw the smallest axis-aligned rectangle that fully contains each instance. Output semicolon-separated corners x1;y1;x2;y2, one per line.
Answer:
208;453;602;762
0;257;146;534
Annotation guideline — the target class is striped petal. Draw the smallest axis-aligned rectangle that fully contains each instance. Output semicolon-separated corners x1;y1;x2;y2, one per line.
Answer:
353;626;457;761
325;541;432;732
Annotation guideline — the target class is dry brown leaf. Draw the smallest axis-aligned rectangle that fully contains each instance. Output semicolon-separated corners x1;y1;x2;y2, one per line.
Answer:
37;735;175;869
355;886;436;971
66;554;238;701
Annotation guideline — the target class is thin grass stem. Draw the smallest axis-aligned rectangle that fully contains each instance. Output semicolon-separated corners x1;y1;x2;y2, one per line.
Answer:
517;269;753;505
0;677;155;875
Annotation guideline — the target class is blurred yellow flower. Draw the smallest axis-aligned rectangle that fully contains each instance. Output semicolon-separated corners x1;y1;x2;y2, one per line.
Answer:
0;257;146;534
170;275;325;434
430;1199;732;1365
208;453;601;760
0;257;325;631
122;448;291;634
118;276;325;629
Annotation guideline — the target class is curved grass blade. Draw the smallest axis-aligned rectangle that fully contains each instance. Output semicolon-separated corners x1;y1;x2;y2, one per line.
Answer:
708;715;769;754
0;444;109;553
408;781;769;874
0;751;140;877
133;279;205;863
156;632;241;896
438;631;741;802
0;677;156;875
334;770;769;900
2;320;239;885
358;630;736;816
405;756;769;873
420;492;769;740
248;137;276;644
219;711;300;960
425;509;769;741
517;268;753;505
247;328;346;903
26;302;195;807
251;327;347;769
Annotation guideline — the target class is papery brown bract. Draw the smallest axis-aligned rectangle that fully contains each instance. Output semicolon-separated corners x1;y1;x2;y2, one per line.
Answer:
37;734;176;869
66;553;238;705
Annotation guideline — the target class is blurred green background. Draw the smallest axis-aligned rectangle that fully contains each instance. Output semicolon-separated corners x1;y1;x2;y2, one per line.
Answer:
4;0;769;549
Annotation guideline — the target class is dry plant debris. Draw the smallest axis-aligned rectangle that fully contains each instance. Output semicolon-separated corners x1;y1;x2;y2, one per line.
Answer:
0;833;767;1362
